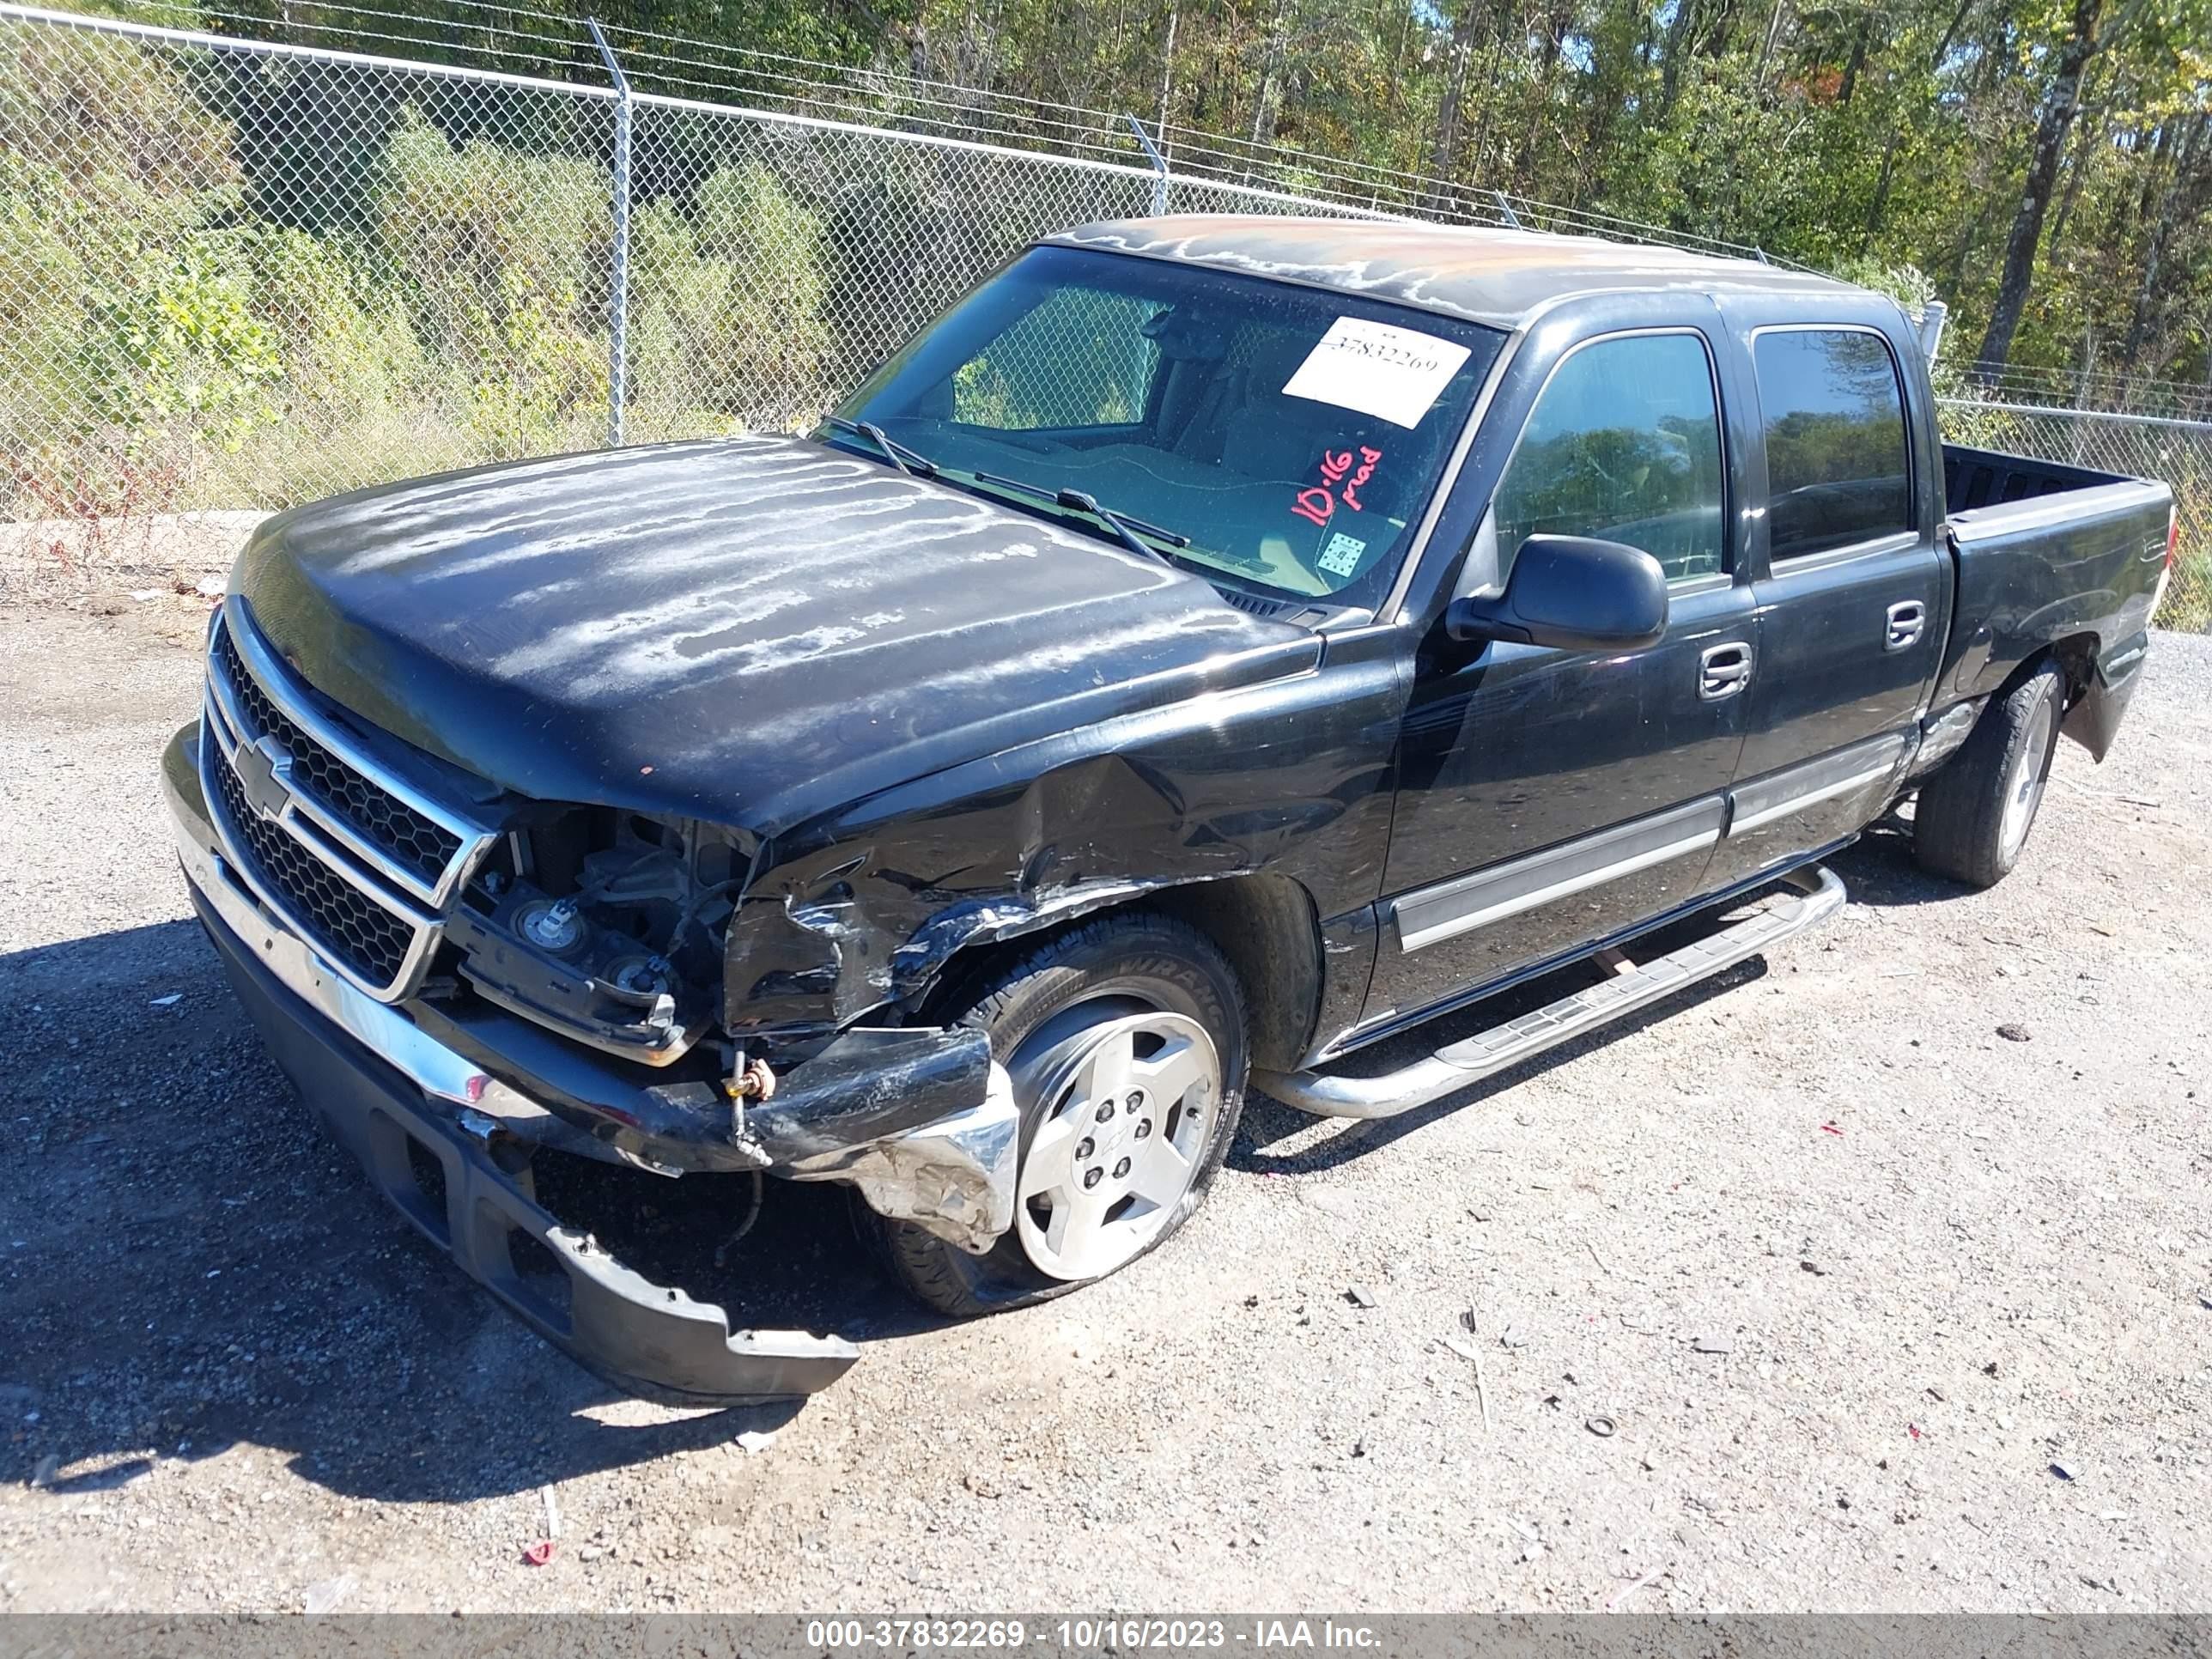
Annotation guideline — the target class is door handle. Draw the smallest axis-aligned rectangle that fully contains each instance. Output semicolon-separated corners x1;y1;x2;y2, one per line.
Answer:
1698;641;1753;702
1884;600;1927;652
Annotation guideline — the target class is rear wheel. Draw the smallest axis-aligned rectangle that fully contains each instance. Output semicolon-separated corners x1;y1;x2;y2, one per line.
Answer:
860;915;1249;1317
1913;663;2065;888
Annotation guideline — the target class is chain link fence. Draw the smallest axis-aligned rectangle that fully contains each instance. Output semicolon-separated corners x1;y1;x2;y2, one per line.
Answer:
2;0;2205;630
0;3;1362;583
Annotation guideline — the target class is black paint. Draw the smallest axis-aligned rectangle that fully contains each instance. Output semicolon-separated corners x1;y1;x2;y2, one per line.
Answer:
220;222;2172;1102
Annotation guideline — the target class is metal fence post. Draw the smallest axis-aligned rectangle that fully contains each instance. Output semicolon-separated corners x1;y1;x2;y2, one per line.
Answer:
1124;112;1168;216
588;18;630;449
0;1;2201;631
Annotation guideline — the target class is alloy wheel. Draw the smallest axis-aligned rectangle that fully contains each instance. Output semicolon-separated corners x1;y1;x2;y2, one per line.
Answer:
1008;1009;1220;1281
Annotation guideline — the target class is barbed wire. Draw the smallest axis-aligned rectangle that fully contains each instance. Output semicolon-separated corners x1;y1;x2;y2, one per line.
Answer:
5;0;2208;627
81;0;1808;266
1939;359;2212;420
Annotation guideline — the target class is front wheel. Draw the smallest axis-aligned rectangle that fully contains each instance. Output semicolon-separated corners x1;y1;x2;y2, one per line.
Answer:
860;915;1249;1317
1913;663;2065;888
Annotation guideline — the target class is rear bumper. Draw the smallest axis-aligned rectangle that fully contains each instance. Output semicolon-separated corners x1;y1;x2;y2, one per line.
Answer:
165;718;1015;1401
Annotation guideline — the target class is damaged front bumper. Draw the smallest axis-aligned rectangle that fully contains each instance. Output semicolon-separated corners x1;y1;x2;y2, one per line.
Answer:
162;722;1018;1401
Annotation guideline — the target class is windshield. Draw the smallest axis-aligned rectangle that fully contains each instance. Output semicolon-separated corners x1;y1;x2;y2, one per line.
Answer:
827;245;1506;605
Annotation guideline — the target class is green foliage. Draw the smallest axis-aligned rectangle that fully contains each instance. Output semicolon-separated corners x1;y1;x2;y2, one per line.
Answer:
3;2;921;520
2168;550;2212;629
1834;257;1942;319
9;0;2210;613
370;109;610;441
2;28;254;509
2;32;847;516
76;228;284;445
0;25;239;210
629;161;832;434
45;0;2212;394
861;0;2211;390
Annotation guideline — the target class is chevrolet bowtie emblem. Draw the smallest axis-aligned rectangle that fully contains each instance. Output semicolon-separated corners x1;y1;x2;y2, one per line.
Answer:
232;733;295;822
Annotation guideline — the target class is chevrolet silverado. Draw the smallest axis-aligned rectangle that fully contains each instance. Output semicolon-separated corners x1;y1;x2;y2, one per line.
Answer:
161;217;2177;1400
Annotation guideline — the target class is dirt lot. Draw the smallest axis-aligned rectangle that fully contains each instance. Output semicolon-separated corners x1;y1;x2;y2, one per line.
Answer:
1;593;2207;1614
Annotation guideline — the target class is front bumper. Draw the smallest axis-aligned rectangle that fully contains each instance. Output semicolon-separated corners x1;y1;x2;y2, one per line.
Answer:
164;720;1016;1401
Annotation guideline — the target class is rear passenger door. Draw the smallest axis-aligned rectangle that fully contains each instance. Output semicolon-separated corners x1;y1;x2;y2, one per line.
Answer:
1706;309;1948;884
1364;319;1757;1031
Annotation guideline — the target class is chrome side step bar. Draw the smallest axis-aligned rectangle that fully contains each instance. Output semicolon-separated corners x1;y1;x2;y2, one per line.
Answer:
1255;866;1847;1121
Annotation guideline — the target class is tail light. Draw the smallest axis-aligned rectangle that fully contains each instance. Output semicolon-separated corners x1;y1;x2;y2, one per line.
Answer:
2151;503;2178;620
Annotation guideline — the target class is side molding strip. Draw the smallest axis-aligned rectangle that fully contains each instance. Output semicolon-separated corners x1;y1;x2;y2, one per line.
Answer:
1727;732;1910;835
1390;796;1725;954
1386;732;1911;961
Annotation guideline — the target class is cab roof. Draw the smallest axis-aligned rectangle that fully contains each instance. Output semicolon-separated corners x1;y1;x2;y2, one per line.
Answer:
1044;216;1867;331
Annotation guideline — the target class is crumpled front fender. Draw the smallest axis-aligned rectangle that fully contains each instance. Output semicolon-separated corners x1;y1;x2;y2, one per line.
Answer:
719;644;1406;1043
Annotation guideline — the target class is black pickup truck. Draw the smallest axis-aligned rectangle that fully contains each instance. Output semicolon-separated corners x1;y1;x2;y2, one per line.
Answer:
162;217;2176;1401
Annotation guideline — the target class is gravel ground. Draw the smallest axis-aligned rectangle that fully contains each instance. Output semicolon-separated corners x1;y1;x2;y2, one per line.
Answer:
0;595;2207;1614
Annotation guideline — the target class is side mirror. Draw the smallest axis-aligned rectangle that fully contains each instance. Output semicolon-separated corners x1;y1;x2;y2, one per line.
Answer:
1445;533;1668;653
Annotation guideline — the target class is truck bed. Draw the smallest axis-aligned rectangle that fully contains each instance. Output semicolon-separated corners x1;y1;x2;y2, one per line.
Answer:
1942;441;2170;555
1942;441;2134;514
1936;441;2172;755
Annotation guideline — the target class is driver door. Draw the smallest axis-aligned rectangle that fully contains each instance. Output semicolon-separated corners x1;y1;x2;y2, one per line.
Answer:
1363;325;1758;1030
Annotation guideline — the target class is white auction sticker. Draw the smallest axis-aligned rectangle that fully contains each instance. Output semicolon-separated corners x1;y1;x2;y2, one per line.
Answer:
1281;316;1473;429
1316;532;1367;577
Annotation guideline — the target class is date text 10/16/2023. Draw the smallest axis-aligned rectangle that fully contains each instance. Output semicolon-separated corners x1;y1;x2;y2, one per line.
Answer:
806;1620;1384;1650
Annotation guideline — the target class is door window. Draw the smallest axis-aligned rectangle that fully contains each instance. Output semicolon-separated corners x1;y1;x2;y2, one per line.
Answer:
1490;331;1728;582
1753;328;1912;561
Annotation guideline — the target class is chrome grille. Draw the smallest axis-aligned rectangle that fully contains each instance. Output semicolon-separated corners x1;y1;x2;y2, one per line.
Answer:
199;605;493;1001
212;625;461;884
209;750;417;987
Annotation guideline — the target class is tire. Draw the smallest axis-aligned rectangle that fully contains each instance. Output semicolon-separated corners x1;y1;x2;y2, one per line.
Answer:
860;914;1249;1318
1913;663;2065;889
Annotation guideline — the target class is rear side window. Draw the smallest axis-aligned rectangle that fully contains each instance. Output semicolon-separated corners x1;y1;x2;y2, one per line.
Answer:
1753;328;1912;561
1491;332;1727;581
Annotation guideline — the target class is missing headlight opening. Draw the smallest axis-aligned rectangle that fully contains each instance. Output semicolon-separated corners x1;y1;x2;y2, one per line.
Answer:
446;806;747;1066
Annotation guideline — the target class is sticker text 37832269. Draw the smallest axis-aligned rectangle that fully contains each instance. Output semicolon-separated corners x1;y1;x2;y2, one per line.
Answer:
1280;316;1473;429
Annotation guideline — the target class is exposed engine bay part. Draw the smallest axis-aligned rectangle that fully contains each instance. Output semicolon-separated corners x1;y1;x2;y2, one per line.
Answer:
443;807;752;1067
780;1064;1021;1255
516;896;586;953
713;1170;767;1268
169;726;1017;1245
170;755;854;1403
726;1053;777;1102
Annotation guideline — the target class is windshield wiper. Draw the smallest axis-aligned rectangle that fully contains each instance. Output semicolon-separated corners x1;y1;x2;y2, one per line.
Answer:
973;471;1190;567
823;416;938;478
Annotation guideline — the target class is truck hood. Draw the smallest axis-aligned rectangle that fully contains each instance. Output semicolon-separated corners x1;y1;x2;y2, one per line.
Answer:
236;436;1316;832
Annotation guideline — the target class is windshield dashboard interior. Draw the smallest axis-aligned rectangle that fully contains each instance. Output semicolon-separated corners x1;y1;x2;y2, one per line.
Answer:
825;245;1508;612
